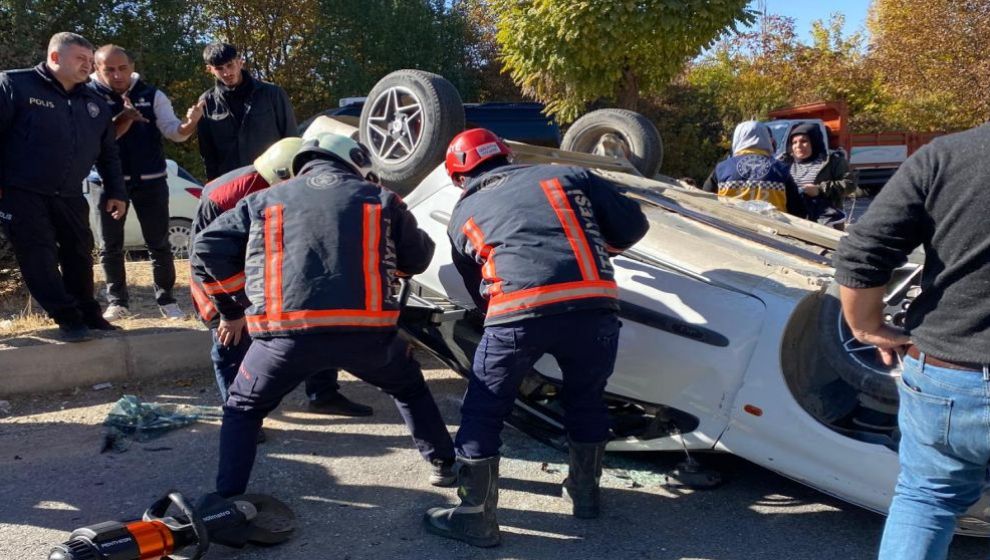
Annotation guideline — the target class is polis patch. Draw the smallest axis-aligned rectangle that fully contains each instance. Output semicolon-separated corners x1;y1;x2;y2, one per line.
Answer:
87;101;101;118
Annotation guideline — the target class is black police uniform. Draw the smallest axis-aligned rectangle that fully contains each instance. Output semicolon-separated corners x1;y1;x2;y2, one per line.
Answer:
89;78;177;308
0;63;125;327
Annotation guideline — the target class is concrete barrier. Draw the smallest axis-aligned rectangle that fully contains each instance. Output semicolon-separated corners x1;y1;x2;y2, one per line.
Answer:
1;329;212;396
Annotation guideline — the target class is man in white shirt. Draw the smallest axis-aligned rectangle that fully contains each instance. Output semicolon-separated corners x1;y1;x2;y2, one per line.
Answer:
89;44;204;320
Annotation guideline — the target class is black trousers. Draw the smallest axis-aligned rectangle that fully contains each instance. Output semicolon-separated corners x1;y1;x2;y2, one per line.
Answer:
97;177;176;306
0;188;101;325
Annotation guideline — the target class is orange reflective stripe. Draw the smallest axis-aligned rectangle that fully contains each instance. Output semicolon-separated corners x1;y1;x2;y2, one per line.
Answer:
264;205;285;317
202;272;245;295
247;309;399;332
462;218;492;259
189;279;218;322
487;280;617;317
363;204;382;312
539;178;599;281
463;218;502;297
481;249;503;297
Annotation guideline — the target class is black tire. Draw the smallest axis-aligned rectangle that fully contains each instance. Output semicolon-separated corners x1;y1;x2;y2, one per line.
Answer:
561;109;663;177
816;277;916;405
359;70;465;195
168;218;193;260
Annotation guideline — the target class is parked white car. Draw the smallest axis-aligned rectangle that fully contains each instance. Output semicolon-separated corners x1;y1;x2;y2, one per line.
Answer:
85;159;202;259
310;69;990;537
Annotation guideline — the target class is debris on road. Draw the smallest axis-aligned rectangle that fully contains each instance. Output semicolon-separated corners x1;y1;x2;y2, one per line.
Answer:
101;394;221;453
91;382;113;391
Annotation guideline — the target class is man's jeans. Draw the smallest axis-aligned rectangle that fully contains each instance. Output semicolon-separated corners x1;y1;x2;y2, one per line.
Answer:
879;353;990;560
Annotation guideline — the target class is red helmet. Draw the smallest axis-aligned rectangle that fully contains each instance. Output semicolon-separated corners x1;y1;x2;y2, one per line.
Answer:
445;128;512;183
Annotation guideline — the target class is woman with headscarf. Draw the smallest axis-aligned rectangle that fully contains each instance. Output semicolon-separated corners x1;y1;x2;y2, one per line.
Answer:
780;123;854;228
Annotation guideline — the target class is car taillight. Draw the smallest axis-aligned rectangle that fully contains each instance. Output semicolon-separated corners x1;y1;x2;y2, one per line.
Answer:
185;187;203;199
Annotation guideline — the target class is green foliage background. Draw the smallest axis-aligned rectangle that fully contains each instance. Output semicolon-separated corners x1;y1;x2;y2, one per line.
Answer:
1;0;986;185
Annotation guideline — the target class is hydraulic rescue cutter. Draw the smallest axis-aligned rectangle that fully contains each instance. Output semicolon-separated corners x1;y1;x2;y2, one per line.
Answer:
49;491;294;560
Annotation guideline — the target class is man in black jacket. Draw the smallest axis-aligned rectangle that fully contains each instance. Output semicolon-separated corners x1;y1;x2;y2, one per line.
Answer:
424;129;649;547
197;43;297;181
0;32;127;342
90;44;205;320
835;123;990;558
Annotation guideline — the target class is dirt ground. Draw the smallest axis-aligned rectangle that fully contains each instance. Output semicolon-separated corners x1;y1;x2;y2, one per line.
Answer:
0;258;203;348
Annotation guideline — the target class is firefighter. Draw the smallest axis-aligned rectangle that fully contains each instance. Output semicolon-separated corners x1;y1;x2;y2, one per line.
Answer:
423;129;649;547
189;138;373;441
191;133;456;497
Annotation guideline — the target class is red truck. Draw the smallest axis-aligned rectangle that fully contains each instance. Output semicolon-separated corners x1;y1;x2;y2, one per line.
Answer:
767;101;945;195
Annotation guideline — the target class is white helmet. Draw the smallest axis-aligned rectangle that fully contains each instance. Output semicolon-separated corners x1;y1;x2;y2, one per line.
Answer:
253;137;303;185
291;132;377;182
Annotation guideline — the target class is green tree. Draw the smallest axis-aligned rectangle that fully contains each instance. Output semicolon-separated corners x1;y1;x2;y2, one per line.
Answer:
491;0;755;122
868;0;990;131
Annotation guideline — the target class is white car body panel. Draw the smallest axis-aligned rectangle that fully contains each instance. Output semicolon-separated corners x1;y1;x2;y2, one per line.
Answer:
403;162;990;533
86;159;201;254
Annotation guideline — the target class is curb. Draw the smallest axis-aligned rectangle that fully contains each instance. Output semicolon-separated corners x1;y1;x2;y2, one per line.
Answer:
1;329;213;396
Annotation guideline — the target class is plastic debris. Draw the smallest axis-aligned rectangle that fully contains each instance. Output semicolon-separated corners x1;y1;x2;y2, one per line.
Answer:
92;382;113;391
101;395;221;453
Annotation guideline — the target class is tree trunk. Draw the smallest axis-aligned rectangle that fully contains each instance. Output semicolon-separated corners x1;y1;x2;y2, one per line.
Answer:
617;68;640;111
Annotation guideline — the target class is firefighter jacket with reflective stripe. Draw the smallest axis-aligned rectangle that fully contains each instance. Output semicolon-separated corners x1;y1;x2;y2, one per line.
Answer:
188;164;270;328
0;64;125;199
191;159;435;337
448;164;649;327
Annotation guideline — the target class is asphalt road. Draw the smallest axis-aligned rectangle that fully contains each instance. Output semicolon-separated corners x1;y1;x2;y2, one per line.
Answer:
1;354;985;560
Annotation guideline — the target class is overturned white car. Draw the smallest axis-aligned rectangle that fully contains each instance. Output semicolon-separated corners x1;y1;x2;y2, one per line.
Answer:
310;70;990;536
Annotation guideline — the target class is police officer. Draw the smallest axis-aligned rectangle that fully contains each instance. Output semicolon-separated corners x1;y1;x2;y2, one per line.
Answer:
191;133;456;497
190;137;373;441
0;32;127;342
90;44;205;320
424;129;649;547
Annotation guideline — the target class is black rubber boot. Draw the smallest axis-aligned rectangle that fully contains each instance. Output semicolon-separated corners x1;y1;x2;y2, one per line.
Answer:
423;455;500;547
562;439;606;519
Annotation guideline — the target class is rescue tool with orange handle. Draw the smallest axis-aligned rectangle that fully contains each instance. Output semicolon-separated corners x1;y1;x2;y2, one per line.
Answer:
48;491;294;560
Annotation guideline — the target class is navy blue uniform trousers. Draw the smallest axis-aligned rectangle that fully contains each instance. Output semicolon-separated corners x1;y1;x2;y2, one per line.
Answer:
456;309;621;459
217;330;454;497
208;328;342;404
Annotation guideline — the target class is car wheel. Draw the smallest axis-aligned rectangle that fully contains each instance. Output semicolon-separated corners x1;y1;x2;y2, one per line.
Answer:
167;218;193;260
817;264;922;405
561;109;664;177
359;69;465;195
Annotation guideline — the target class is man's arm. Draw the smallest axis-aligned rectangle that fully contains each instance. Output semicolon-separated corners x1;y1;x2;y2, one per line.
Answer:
0;73;14;196
839;285;911;366
197;99;221;180
834;145;934;362
585;172;649;254
191;198;252;321
387;193;435;276
154;89;202;142
274;86;297;138
94;109;128;214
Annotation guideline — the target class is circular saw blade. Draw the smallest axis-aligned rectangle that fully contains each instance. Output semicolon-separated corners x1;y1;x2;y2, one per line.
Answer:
231;493;295;545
